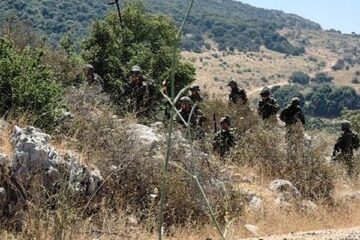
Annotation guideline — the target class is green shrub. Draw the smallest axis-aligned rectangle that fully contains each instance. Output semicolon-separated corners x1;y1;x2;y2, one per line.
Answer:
0;38;64;129
271;85;304;108
82;1;194;112
311;72;334;84
289;71;310;85
305;85;360;118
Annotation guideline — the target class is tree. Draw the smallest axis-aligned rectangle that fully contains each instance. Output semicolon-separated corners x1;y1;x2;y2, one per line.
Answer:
82;1;195;112
311;72;334;84
289;71;310;85
305;85;360;118
271;85;304;108
0;38;64;129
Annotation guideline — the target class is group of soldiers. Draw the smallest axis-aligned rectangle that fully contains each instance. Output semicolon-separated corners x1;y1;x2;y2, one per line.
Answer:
85;64;360;176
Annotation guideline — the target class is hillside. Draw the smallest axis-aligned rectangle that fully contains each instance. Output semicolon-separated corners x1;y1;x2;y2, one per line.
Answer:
0;0;319;54
2;2;360;240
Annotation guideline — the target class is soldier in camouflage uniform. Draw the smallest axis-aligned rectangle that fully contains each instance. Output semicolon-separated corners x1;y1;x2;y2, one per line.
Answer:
177;96;206;128
188;84;204;103
213;116;235;157
257;87;279;121
228;80;247;104
280;97;306;158
333;121;360;176
124;65;150;114
84;64;103;87
280;97;305;127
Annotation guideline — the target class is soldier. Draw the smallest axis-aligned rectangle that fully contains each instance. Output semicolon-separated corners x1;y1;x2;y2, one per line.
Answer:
333;121;360;176
84;64;103;86
280;97;306;158
228;80;247;104
280;97;305;127
124;65;150;114
257;87;279;121
188;84;203;103
177;96;206;128
213;116;235;157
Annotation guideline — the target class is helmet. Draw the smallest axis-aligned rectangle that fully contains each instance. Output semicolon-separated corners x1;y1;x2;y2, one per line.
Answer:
84;64;94;71
220;116;231;125
227;80;237;87
131;65;142;73
190;84;200;91
260;87;270;96
341;120;351;130
291;97;300;106
180;96;193;104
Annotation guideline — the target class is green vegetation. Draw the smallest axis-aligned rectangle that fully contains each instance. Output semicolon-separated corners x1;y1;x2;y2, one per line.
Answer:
272;84;360;118
0;38;64;129
0;0;320;55
305;85;360;118
81;1;195;113
289;71;310;85
271;85;304;108
0;0;108;46
311;72;334;84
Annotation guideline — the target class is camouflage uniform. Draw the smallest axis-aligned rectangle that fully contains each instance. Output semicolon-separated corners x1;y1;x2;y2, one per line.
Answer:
258;88;279;120
177;97;205;127
177;97;206;139
333;121;359;176
280;98;305;127
213;116;235;157
280;98;306;159
228;80;247;104
84;64;104;86
189;85;204;103
124;65;150;114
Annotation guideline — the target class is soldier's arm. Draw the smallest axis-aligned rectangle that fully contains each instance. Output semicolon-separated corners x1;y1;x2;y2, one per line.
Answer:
272;99;280;112
213;134;219;151
334;136;344;155
300;111;306;125
257;101;263;115
279;109;286;122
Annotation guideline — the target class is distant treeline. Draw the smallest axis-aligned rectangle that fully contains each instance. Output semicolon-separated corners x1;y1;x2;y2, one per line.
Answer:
0;0;321;55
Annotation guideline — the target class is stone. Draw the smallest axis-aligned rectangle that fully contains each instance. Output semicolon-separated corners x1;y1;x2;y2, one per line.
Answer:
247;194;262;210
300;200;318;212
269;179;301;199
244;224;259;236
10;126;103;196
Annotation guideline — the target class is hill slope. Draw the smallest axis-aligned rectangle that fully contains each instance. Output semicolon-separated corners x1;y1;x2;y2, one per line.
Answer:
0;0;320;54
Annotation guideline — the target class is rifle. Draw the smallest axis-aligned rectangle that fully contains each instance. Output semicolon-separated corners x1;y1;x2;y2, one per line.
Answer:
108;0;124;30
213;113;217;133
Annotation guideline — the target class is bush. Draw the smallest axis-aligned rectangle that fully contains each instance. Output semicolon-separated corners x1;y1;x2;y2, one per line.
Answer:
82;2;195;113
289;71;310;85
271;85;304;108
0;38;64;129
305;85;360;118
311;72;334;84
331;59;345;71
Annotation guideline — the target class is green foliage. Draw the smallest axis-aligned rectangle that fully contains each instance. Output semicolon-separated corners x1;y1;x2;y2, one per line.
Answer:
0;0;320;55
146;0;315;55
311;72;334;84
289;71;310;85
341;110;360;133
0;0;108;46
0;37;64;129
271;85;304;108
81;1;195;109
305;85;360;118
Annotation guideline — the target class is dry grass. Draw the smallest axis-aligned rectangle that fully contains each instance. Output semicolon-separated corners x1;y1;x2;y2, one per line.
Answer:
1;82;360;239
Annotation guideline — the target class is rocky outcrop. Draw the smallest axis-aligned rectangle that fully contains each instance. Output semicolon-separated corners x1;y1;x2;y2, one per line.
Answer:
10;126;103;196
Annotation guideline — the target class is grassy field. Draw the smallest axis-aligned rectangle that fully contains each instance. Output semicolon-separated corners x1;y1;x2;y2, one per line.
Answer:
182;29;360;101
